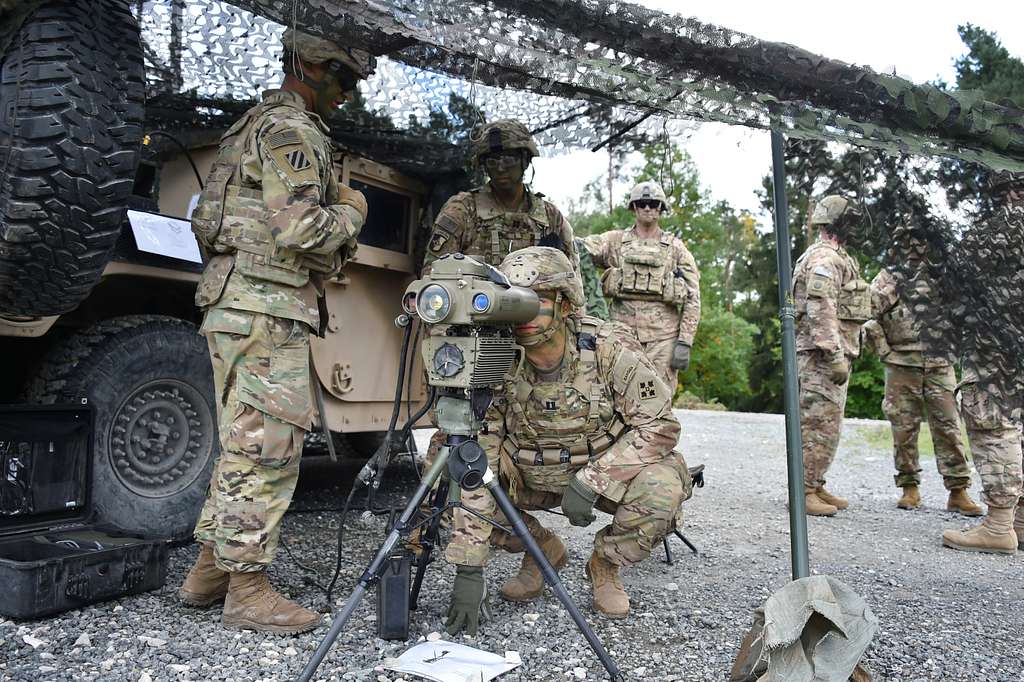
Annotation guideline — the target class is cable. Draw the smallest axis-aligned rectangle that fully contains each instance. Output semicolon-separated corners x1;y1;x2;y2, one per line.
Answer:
144;130;204;190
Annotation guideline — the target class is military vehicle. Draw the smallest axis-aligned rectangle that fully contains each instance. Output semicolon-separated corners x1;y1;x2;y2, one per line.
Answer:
0;0;464;540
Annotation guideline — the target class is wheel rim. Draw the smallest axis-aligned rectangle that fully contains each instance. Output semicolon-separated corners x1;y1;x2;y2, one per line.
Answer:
108;379;214;498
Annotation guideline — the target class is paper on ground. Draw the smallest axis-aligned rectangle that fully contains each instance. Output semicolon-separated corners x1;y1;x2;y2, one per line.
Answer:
381;640;521;682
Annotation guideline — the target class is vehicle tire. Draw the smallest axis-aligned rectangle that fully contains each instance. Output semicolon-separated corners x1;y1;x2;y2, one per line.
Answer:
25;316;217;541
0;0;144;317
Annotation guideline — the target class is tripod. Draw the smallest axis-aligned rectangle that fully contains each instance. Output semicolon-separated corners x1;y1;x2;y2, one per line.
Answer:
297;399;626;682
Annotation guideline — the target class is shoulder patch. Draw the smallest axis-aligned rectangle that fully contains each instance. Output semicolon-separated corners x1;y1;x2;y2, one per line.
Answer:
813;265;833;278
285;148;311;172
428;230;451;253
638;379;658;401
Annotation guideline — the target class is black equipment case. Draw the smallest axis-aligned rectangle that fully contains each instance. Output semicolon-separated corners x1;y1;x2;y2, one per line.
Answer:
0;403;168;619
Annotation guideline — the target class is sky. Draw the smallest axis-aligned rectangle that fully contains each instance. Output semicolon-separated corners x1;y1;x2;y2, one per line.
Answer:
530;0;1024;221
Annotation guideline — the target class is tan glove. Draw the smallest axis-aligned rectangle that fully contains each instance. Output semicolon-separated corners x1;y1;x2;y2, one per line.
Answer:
827;351;850;385
337;184;367;223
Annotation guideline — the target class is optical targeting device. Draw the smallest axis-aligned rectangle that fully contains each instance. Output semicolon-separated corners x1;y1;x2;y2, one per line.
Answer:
403;253;539;390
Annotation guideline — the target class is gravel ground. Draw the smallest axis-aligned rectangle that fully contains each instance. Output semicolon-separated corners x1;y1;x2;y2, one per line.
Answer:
2;409;1022;682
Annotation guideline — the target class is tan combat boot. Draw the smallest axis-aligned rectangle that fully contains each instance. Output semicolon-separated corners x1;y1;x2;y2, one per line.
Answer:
1014;505;1024;551
178;543;229;607
897;485;921;510
585;553;629;619
804;486;837;517
499;529;568;602
941;506;1018;555
946;488;983;517
816;486;849;510
222;571;321;634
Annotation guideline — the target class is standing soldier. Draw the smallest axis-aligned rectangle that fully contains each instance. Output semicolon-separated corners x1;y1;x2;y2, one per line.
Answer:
421;119;579;273
443;247;691;635
582;181;701;396
863;226;981;515
792;196;871;516
942;171;1024;555
179;29;372;633
575;236;609;320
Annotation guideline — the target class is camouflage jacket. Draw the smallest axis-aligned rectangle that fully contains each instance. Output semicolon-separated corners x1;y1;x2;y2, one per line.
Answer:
866;267;953;367
582;226;701;344
479;317;680;503
575;237;609;320
421;184;579;275
792;238;870;358
192;89;362;329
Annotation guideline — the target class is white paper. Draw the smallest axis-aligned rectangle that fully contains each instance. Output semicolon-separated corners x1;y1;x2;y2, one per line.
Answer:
382;641;521;682
127;210;202;263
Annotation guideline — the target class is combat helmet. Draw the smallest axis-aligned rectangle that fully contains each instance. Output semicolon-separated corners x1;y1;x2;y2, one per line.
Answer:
471;119;540;160
810;194;863;242
282;28;376;78
628;180;669;212
499;247;583;346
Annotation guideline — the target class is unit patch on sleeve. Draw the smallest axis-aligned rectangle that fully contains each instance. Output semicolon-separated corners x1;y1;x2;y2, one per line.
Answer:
639;380;657;400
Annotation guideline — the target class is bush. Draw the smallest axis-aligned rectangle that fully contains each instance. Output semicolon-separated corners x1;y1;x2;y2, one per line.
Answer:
678;307;759;409
846;353;885;419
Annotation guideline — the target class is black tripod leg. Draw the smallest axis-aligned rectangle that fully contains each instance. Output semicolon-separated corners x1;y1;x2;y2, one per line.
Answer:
296;452;450;682
484;473;625;682
662;537;675;565
409;478;450;611
673;529;699;556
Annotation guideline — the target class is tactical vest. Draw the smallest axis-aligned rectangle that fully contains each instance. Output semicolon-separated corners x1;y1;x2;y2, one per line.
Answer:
500;318;625;494
468;189;552;265
602;232;682;304
191;99;334;288
837;278;871;323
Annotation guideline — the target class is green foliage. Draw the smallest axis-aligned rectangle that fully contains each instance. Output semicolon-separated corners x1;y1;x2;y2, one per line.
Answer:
954;25;1024;107
678;306;759;409
845;353;885;419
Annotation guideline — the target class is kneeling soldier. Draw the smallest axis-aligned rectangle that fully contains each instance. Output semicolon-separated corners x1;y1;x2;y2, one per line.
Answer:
443;247;692;635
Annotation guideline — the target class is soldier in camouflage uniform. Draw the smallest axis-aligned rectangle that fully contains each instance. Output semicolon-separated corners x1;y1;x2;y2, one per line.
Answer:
443;247;691;635
863;227;980;515
942;172;1024;555
792;196;870;517
582;181;701;396
575;236;609;320
177;29;372;633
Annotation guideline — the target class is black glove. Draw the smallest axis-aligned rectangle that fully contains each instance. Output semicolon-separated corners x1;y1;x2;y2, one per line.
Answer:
561;478;598;527
669;341;691;371
445;565;490;636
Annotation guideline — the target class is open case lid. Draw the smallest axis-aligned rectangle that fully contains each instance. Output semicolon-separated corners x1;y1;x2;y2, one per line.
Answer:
0;403;93;537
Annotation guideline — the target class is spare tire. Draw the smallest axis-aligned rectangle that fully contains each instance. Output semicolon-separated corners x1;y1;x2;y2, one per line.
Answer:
0;0;144;317
25;315;217;541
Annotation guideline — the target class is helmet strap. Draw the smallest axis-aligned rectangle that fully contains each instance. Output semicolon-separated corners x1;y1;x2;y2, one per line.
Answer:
516;291;565;347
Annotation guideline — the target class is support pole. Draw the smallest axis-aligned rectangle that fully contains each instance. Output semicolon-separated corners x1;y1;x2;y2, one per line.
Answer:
770;130;810;580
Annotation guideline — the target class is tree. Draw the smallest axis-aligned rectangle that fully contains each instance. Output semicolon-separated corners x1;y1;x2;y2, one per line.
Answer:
678;307;759;408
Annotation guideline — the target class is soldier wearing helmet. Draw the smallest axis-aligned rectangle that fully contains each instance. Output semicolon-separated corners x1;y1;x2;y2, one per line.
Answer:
791;195;870;516
862;225;980;516
581;180;701;396
180;28;373;633
443;247;692;635
421;119;579;274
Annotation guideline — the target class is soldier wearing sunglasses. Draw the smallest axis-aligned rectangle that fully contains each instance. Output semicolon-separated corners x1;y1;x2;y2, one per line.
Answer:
582;181;701;396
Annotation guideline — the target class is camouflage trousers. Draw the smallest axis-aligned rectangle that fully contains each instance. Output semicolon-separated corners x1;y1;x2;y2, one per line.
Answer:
798;350;849;487
194;308;314;573
958;382;1023;510
446;451;690;568
881;363;971;489
640;336;679;397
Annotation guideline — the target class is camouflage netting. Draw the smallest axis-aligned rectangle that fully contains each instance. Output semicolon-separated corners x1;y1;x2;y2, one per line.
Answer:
96;1;1024;406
